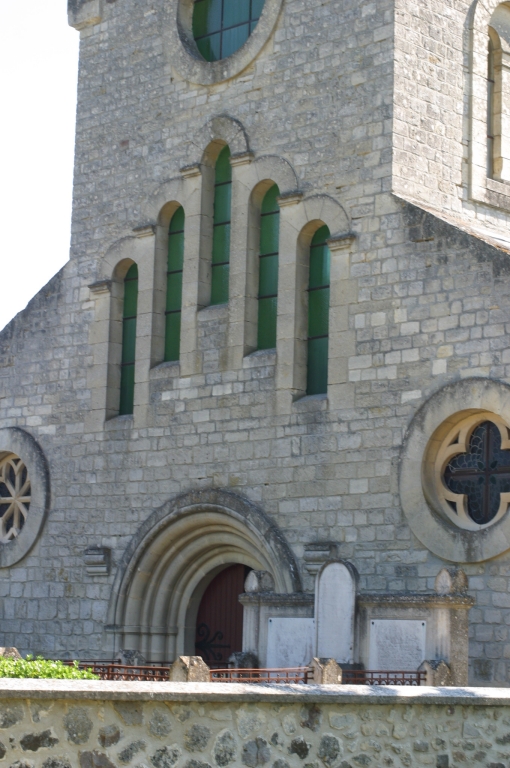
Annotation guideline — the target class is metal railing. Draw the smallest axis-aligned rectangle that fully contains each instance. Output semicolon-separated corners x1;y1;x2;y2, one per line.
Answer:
64;660;425;686
65;661;171;681
342;669;426;686
210;667;312;684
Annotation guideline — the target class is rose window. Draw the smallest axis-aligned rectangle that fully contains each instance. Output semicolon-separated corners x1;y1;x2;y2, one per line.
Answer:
0;454;31;542
434;414;510;530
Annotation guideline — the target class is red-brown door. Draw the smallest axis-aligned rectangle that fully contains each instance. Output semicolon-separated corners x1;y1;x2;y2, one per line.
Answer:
195;564;249;665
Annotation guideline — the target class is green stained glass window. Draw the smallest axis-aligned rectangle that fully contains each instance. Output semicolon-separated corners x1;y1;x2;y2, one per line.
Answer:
211;146;231;305
193;0;265;62
257;184;280;350
119;263;138;415
307;225;330;396
165;207;185;362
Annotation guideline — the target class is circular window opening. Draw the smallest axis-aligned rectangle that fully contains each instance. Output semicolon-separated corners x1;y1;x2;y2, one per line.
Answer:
423;411;510;532
192;0;266;62
0;453;31;543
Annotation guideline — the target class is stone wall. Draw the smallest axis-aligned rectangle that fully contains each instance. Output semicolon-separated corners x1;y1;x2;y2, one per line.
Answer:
3;0;510;685
0;681;509;768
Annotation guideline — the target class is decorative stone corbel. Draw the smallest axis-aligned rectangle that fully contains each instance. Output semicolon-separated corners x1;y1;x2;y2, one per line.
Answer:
68;0;102;30
84;546;111;575
88;280;112;296
303;542;341;575
327;233;356;251
169;656;210;682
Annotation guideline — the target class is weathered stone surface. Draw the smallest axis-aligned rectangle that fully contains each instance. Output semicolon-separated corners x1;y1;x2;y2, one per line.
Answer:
98;725;121;748
213;730;236;767
289;737;310;759
63;708;93;745
0;704;24;729
183;761;212;768
317;735;341;768
150;746;181;768
20;731;59;752
79;752;117;768
242;738;270;767
0;742;6;759
113;702;143;726
184;725;211;753
42;759;72;768
300;707;322;733
0;648;21;660
149;710;172;738
118;740;146;764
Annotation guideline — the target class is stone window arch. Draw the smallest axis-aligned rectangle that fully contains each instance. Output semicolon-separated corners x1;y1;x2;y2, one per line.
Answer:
471;0;510;207
400;378;510;563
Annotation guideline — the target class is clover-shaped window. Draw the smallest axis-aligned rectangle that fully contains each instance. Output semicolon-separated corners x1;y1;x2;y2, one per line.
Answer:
430;413;510;531
0;454;31;543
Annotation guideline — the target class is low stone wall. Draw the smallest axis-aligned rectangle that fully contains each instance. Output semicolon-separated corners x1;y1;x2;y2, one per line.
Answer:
0;681;510;768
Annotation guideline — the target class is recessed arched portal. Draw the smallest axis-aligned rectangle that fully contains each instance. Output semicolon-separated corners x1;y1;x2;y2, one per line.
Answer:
105;489;302;662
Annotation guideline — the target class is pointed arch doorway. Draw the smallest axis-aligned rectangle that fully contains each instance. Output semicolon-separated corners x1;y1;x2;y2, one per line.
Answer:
193;564;251;665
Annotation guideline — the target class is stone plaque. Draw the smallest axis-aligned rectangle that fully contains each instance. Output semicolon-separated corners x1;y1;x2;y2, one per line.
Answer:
266;618;315;668
315;561;357;663
369;620;427;671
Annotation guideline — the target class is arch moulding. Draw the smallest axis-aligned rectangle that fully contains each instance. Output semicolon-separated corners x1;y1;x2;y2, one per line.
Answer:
105;489;302;661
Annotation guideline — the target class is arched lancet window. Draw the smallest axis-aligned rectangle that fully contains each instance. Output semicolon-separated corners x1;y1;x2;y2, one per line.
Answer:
193;0;266;62
307;225;331;396
119;263;138;415
165;207;185;362
211;145;231;305
488;35;495;177
257;184;280;350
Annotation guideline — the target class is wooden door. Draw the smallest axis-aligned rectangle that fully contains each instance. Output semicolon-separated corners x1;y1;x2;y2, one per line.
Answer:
195;564;249;665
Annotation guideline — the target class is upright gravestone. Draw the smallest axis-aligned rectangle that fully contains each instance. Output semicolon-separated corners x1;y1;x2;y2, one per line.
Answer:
315;561;357;663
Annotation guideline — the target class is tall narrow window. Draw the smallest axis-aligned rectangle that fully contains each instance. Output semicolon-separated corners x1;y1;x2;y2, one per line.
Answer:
257;184;280;350
211;145;231;305
488;36;495;177
307;225;331;396
165;207;185;362
119;263;138;415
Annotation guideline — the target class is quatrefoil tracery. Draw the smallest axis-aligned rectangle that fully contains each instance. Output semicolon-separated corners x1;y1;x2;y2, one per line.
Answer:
437;414;510;530
0;455;31;543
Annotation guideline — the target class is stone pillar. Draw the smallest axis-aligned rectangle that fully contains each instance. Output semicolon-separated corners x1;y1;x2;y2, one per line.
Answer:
419;660;453;686
169;656;210;682
315;561;358;664
310;658;342;685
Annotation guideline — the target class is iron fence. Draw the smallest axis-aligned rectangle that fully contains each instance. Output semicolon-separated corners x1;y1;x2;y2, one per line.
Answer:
342;669;426;686
210;667;312;684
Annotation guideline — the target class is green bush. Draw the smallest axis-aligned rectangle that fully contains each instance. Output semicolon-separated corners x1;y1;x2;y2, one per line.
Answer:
0;656;99;680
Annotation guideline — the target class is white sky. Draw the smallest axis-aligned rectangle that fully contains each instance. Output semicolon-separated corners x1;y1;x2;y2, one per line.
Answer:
0;1;79;332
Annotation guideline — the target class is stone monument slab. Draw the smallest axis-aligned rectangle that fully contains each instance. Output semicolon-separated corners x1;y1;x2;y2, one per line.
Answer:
369;619;426;671
266;618;315;668
315;561;357;663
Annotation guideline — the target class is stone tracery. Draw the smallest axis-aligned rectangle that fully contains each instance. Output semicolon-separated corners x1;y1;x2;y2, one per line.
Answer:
0;454;31;543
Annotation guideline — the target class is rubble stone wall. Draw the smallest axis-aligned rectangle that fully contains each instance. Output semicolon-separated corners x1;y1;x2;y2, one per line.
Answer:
0;682;509;768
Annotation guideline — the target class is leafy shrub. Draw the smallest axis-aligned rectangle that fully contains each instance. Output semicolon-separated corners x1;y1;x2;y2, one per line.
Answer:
0;656;99;679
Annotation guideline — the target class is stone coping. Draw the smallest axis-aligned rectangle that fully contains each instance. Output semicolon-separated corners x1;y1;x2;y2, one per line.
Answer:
0;680;509;705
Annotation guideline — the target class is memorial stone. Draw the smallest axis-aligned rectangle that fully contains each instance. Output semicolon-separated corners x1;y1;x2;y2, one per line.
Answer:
369;620;426;671
266;618;315;668
315;562;357;663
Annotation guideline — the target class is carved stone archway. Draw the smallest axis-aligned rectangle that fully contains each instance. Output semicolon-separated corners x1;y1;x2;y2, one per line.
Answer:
106;489;301;661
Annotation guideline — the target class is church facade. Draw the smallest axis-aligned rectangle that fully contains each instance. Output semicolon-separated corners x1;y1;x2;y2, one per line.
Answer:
1;0;510;684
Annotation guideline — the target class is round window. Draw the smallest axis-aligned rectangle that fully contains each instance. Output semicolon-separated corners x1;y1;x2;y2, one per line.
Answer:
192;0;266;62
0;453;31;543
